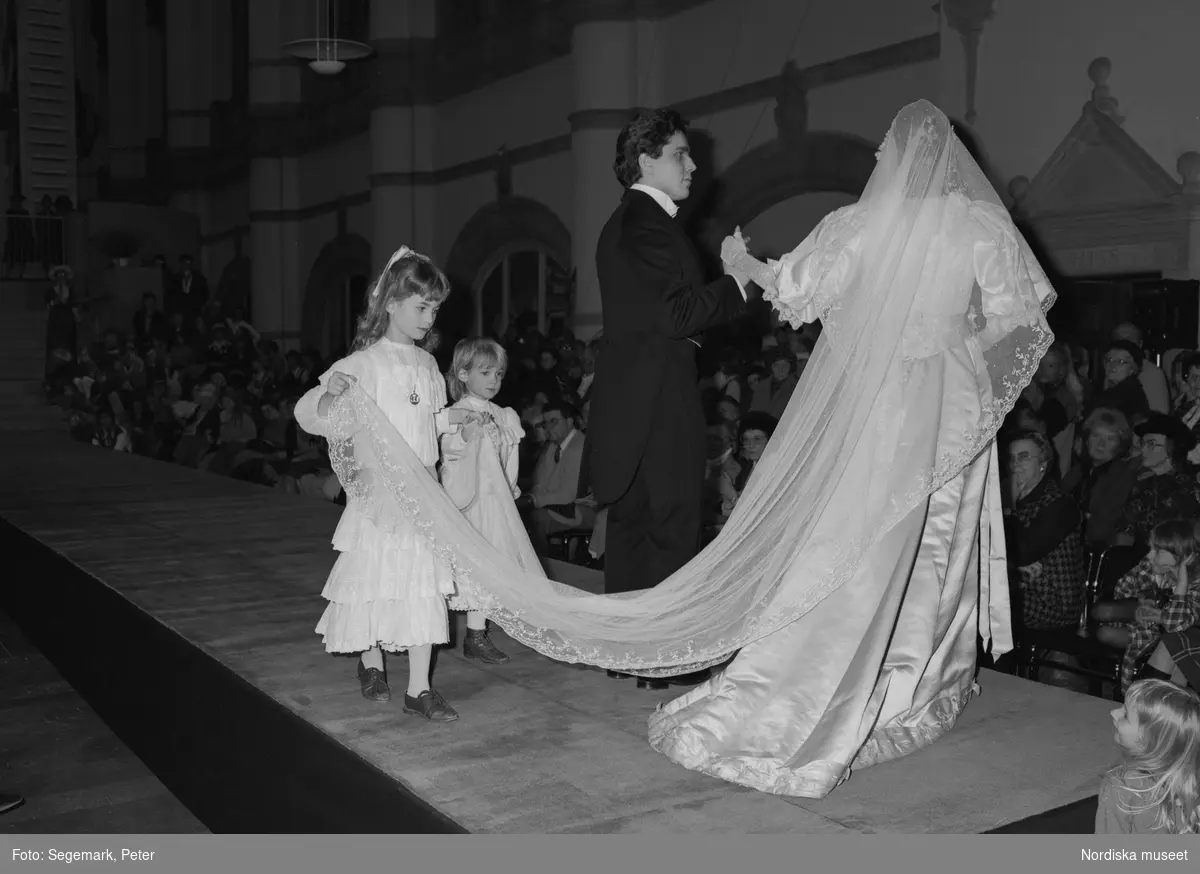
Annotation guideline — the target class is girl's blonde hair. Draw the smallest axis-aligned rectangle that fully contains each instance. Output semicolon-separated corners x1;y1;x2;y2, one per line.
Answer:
1148;519;1200;567
1114;679;1200;833
448;338;507;401
352;247;451;352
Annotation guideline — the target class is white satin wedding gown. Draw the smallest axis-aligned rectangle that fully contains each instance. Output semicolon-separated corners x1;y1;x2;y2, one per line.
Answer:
646;193;1040;797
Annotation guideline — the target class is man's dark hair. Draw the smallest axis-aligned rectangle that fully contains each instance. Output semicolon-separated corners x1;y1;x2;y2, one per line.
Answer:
613;108;689;188
543;399;579;423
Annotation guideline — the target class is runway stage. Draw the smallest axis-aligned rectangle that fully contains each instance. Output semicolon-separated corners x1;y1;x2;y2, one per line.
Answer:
0;394;1117;833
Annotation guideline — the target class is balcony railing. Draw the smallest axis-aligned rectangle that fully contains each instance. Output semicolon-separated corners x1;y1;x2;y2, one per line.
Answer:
1;213;66;279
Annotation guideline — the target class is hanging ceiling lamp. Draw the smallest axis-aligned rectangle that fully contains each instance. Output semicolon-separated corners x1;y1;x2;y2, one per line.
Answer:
284;0;373;76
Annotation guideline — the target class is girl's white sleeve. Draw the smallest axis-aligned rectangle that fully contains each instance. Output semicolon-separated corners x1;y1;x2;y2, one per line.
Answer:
295;353;373;438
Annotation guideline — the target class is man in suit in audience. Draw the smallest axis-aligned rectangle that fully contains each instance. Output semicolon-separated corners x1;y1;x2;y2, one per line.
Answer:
587;108;754;687
517;400;593;551
167;255;209;321
132;291;166;347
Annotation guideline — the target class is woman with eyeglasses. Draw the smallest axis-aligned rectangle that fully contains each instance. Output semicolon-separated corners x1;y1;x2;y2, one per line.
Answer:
1003;430;1086;632
1114;414;1200;551
727;411;777;515
1091;340;1151;424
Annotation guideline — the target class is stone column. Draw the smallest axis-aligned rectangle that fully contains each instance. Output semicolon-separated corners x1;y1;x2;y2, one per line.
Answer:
569;20;643;340
208;0;233;104
247;0;303;347
165;0;212;153
165;0;212;224
1177;152;1200;345
940;0;996;127
368;1;437;274
105;0;151;180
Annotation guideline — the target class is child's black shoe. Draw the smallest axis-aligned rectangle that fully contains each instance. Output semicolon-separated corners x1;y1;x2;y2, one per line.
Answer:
464;628;510;664
403;689;459;722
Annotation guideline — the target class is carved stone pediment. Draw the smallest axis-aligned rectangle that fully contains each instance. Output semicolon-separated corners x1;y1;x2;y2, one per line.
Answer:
1013;102;1180;218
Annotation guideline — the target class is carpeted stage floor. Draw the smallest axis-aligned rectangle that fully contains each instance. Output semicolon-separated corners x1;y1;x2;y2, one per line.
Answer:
0;389;1115;833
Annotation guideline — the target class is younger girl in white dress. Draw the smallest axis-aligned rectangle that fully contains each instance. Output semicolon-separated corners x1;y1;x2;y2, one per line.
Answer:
295;246;486;723
441;339;543;663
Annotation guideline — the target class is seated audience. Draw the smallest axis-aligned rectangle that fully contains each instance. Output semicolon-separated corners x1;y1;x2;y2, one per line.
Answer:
1003;430;1086;631
1112;321;1171;415
1091;340;1151;424
1061;408;1138;549
516;400;592;552
1093;519;1200;692
702;419;742;539
728;411;777;515
1115;414;1200;549
749;348;798;421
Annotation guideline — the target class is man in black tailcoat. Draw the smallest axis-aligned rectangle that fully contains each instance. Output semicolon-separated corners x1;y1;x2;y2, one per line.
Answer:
587;108;754;686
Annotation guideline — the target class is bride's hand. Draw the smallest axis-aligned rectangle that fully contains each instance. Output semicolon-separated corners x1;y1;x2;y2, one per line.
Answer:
720;228;750;266
722;227;776;294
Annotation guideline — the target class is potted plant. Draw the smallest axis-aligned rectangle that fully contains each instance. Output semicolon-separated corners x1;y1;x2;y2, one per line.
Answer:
96;230;142;267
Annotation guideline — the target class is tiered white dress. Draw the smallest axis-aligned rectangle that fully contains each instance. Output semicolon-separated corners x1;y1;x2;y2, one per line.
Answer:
294;339;458;653
439;395;544;610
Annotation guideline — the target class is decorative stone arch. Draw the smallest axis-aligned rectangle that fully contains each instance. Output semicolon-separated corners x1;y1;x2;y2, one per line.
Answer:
442;195;572;337
300;232;372;351
215;254;252;315
443;195;572;291
697;132;878;251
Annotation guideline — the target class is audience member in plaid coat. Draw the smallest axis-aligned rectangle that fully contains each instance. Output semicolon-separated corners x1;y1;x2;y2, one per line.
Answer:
1004;431;1087;630
1114;415;1200;548
1162;627;1200;691
1096;521;1200;691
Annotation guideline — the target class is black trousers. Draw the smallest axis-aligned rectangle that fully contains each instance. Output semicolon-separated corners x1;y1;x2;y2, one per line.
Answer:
603;408;704;595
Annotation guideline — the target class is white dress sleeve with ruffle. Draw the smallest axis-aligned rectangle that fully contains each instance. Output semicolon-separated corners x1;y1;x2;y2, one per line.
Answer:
767;205;866;329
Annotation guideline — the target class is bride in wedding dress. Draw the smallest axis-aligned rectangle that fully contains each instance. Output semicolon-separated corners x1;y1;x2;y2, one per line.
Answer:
313;100;1055;798
647;102;1059;796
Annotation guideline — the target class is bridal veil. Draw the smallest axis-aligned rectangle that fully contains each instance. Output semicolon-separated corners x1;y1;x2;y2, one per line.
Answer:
319;100;1054;677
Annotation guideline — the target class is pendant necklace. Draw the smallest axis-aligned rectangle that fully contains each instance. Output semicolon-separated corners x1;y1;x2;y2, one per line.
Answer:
388;337;421;405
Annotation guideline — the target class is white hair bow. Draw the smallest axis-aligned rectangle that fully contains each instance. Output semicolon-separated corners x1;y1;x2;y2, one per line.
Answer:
371;245;418;299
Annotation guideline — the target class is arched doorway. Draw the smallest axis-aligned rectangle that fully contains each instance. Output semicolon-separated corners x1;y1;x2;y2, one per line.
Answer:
742;191;859;260
473;244;571;338
699;132;878;251
443;196;572;340
696;132;877;335
301;233;372;357
321;273;370;356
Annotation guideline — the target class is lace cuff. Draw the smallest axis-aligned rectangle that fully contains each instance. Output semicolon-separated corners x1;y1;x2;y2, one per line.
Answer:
725;250;778;292
764;252;827;329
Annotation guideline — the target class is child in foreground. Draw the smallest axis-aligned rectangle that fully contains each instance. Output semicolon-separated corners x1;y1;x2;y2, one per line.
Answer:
1096;678;1200;834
